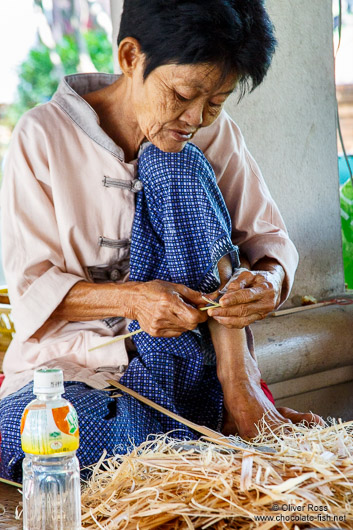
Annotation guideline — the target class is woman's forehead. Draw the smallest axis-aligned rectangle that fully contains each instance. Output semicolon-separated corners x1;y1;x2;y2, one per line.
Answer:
159;63;237;93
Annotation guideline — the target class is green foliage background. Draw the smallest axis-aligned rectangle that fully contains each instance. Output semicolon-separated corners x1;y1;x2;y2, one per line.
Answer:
6;30;113;128
341;178;353;289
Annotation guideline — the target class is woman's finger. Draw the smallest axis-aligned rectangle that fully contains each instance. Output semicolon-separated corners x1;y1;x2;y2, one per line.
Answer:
171;295;208;327
147;328;186;338
220;269;281;311
223;270;256;292
210;313;264;328
277;407;325;427
172;283;207;306
219;286;269;307
173;308;207;329
209;299;272;318
139;317;193;336
208;297;276;326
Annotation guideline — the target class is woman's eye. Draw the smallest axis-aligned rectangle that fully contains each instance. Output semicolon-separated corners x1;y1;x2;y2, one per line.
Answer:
209;101;222;108
175;92;191;103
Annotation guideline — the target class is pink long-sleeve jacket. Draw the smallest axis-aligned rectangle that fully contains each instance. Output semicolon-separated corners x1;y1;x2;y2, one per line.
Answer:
0;73;298;398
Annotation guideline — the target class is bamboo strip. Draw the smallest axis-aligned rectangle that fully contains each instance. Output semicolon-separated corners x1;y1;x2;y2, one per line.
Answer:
271;302;333;317
199;305;220;311
0;477;22;489
106;379;226;443
88;329;143;352
199;295;221;311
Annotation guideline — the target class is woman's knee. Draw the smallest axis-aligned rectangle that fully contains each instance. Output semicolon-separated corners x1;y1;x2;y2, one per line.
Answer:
138;142;214;188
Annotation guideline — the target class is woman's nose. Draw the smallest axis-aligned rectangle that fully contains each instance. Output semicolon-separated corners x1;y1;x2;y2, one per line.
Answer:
180;102;204;127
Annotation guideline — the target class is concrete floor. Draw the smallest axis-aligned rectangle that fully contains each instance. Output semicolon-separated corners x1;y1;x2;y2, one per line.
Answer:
0;482;21;529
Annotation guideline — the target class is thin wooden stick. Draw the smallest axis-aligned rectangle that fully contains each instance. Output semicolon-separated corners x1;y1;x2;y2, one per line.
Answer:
88;329;143;352
0;477;22;489
106;380;226;443
271;301;333;317
199;295;220;311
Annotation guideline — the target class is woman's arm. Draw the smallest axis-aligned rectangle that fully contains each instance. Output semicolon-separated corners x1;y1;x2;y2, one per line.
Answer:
50;279;208;337
194;111;299;319
4;110;207;342
1;112;85;343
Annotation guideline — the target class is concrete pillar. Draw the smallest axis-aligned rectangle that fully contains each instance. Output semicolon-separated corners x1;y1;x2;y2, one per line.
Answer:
226;0;343;303
110;0;124;73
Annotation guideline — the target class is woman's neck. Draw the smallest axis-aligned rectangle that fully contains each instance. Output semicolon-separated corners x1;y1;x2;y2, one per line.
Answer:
83;76;144;162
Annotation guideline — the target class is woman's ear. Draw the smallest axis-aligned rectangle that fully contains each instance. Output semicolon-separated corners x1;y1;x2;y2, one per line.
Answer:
118;37;144;77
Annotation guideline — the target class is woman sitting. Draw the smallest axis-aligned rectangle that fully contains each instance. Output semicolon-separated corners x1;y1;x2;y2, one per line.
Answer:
0;0;322;482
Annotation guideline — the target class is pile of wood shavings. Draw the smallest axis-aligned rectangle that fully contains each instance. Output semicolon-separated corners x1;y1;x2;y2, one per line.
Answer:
81;420;353;529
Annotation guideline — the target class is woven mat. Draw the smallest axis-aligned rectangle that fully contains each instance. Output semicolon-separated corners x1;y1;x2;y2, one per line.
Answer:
0;482;22;529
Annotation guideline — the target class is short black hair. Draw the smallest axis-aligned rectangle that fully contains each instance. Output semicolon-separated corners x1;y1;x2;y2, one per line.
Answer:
118;0;277;97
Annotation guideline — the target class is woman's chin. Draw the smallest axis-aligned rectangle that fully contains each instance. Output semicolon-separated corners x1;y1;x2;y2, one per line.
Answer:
152;139;188;153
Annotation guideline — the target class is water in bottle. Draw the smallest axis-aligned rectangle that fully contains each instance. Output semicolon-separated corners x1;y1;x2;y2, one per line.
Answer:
21;368;81;529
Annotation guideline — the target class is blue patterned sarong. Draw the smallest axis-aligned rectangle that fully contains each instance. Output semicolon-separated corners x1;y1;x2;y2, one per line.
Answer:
0;143;239;482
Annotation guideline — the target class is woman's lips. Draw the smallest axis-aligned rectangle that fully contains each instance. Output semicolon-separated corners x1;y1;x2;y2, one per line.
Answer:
169;130;193;142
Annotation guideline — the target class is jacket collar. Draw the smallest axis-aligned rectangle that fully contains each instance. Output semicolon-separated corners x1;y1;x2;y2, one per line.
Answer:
52;73;126;161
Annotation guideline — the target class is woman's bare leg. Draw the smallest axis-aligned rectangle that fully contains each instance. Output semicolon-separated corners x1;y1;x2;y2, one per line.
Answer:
209;256;324;438
209;256;287;438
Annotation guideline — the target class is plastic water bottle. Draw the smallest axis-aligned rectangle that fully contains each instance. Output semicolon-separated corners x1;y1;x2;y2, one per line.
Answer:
21;368;81;529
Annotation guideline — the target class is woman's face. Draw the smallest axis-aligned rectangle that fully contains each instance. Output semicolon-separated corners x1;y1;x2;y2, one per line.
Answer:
130;61;237;152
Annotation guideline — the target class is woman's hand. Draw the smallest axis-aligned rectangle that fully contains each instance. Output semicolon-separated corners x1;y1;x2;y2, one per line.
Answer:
127;279;208;337
50;280;206;337
207;258;285;328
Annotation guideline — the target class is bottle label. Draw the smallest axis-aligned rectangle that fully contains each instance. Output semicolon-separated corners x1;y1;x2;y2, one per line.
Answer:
21;403;79;455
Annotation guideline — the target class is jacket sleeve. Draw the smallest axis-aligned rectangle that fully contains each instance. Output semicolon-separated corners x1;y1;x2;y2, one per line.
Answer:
193;111;299;304
1;111;83;342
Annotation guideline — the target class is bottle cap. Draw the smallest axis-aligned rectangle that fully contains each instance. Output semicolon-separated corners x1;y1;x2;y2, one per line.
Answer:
33;368;64;395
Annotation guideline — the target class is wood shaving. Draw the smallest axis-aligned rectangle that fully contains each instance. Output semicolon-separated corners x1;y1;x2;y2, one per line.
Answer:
81;420;353;529
301;295;318;305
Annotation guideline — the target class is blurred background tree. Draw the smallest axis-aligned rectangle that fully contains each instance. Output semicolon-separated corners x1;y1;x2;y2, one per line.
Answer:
6;0;113;127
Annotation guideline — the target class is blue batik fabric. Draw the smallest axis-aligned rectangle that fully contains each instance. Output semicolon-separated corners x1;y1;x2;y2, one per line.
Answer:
124;142;239;435
0;142;239;483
